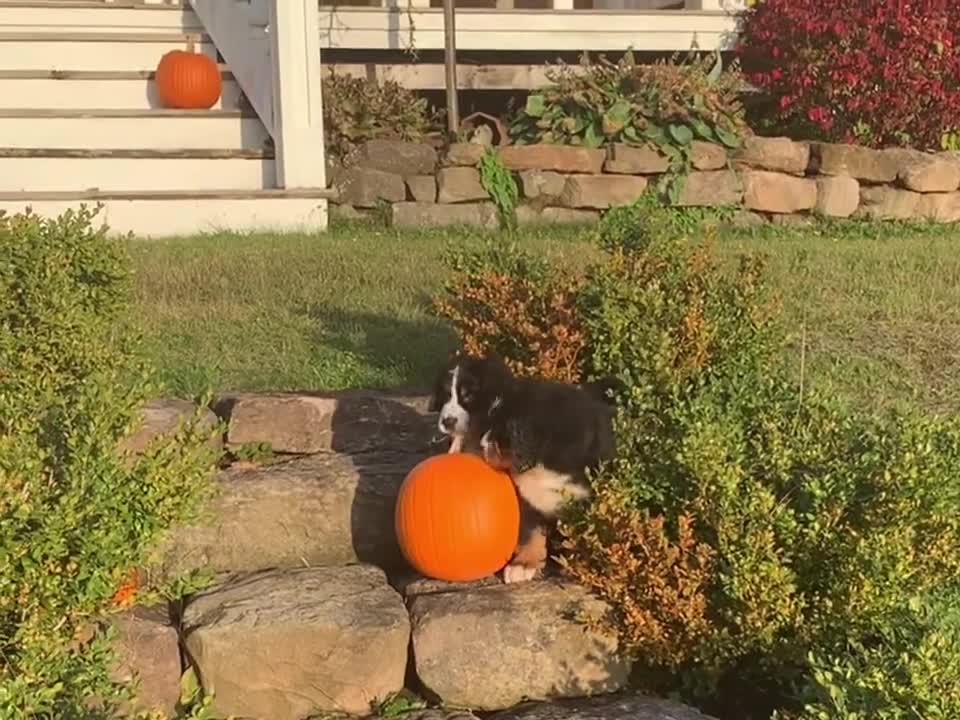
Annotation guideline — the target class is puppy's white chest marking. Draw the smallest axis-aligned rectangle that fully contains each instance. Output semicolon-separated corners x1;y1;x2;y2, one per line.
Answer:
513;464;589;517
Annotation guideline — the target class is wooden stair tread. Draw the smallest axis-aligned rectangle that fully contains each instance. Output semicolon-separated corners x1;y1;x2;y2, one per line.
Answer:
0;1;186;8
0;108;252;118
0;31;209;42
0;188;336;201
0;67;233;80
0;147;273;159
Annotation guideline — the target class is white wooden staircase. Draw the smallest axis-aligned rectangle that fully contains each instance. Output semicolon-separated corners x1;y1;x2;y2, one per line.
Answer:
0;0;332;237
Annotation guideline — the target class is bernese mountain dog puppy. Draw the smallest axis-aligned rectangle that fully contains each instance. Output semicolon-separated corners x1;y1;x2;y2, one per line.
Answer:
428;352;513;455
481;375;619;583
429;352;620;584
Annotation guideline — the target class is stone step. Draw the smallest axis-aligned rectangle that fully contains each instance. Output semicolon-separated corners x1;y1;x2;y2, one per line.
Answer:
489;694;720;720
130;391;439;578
155;449;421;578
115;569;713;720
408;579;630;710
181;565;410;719
211;390;437;455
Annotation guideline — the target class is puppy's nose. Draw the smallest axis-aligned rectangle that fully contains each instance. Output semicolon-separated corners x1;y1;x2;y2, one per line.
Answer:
440;416;457;431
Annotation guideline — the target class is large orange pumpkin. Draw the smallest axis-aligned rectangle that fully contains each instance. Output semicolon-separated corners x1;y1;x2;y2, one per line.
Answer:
155;49;222;110
395;453;520;582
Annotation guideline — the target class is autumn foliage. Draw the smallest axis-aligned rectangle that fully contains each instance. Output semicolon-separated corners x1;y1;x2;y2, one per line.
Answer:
737;0;960;150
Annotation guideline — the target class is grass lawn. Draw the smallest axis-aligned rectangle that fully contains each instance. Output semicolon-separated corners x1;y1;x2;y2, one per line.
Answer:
130;218;960;416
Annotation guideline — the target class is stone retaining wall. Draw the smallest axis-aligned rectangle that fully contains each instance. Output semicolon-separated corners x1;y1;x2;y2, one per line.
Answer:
110;394;717;720
328;137;960;227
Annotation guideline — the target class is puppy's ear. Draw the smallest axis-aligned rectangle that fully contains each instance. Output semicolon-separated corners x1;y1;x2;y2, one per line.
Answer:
481;356;513;396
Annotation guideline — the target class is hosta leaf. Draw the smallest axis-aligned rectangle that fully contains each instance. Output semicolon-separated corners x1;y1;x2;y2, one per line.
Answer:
623;125;641;143
584;122;603;148
607;99;632;123
691;118;715;141
668;124;694;146
525;94;546;118
659;143;683;161
643;123;667;142
716;126;742;148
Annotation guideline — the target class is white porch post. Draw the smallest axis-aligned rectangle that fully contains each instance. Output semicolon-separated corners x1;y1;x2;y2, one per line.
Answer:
269;0;327;190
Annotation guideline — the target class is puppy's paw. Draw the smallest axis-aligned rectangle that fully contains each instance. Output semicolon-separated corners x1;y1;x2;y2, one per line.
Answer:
503;563;539;584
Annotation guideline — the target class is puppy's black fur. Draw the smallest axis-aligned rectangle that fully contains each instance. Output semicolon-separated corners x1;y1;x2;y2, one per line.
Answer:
482;375;618;496
480;372;620;582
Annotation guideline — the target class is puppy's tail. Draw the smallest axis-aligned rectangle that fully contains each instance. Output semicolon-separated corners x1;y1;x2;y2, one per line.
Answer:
579;376;625;405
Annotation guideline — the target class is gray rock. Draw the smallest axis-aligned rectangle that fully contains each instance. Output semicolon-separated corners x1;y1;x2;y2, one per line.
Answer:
515;206;599;226
898;155;960;193
690;141;728;171
329;203;370;222
410;580;630;710
490;694;720;720
182;566;409;719
437;166;489;203
816;175;860;217
735;136;809;176
559;175;648;209
390;201;499;229
394;570;502;598
519;169;567;199
445;143;486;166
857;185;922;220
499;145;605;174
810;142;898;183
157;448;422;577
334;167;406;208
109;605;182;717
119;398;220;457
918;191;960;222
354;139;438;175
213;390;435;455
604;143;669;175
407;175;438;203
674;170;742;207
742;170;817;213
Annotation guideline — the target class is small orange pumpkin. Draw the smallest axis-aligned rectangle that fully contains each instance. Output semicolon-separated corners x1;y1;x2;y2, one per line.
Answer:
395;453;520;582
155;49;222;110
111;569;141;609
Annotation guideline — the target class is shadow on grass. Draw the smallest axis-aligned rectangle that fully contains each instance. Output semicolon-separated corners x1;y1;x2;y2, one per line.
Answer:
304;301;459;391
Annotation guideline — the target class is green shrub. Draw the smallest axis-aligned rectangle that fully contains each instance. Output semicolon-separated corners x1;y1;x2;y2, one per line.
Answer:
478;148;520;229
0;207;218;718
323;73;441;158
508;54;747;201
793;587;960;720
436;194;960;718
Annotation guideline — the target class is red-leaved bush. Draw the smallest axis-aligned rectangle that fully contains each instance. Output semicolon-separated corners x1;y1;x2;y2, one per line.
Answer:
737;0;960;150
